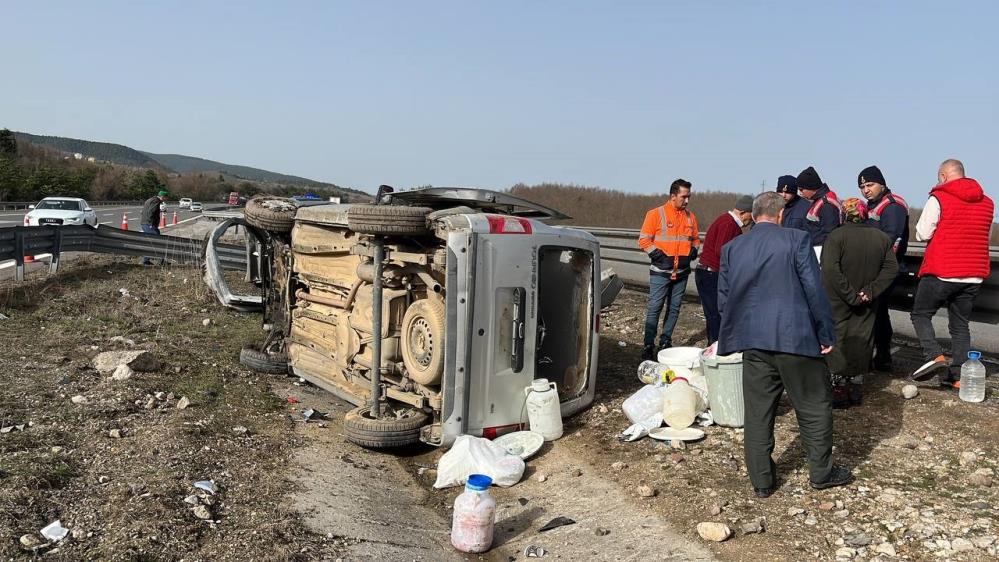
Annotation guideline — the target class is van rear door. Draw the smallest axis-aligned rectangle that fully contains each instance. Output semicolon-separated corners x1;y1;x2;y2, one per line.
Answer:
438;216;599;445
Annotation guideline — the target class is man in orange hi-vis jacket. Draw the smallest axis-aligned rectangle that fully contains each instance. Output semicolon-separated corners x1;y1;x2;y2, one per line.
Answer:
638;178;701;360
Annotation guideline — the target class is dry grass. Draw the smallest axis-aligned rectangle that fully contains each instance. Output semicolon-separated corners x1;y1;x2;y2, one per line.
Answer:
0;255;335;560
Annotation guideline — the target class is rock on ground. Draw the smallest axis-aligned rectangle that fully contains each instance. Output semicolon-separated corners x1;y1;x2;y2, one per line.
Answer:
696;522;732;542
93;350;160;374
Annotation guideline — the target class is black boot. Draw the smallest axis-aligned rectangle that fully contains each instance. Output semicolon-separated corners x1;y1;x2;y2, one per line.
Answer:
642;345;656;361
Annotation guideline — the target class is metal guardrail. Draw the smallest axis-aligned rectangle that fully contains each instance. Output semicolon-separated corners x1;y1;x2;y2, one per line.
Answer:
0;200;145;211
580;227;999;324
0;225;248;282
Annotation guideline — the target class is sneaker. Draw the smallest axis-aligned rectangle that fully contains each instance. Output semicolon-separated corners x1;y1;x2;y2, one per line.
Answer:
911;355;948;381
810;466;855;490
832;385;850;409
641;345;656;361
848;384;863;406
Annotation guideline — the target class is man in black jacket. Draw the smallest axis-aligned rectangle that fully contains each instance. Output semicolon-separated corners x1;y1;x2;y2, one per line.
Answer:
858;166;910;371
140;190;168;265
797;166;844;261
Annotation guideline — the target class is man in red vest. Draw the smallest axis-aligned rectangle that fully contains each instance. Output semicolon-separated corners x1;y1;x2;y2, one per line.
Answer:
910;159;994;386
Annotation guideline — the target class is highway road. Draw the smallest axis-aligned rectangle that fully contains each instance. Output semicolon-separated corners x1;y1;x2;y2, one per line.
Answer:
0;203;205;230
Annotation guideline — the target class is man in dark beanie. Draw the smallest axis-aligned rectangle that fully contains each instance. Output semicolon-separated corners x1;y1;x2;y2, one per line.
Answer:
858;165;910;371
695;194;754;343
777;174;810;232
797;166;844;259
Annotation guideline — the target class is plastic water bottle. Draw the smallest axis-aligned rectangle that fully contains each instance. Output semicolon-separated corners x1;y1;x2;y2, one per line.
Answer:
451;474;496;553
959;351;986;403
637;360;674;386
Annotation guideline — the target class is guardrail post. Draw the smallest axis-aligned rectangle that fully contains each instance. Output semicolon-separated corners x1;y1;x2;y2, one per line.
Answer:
50;228;63;274
13;228;25;282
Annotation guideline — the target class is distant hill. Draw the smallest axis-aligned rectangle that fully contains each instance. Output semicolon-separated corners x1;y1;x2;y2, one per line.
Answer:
13;132;165;170
142;152;343;189
12;131;368;198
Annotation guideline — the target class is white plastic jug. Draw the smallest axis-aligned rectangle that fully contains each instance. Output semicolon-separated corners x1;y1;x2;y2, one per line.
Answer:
662;378;702;429
451;474;496;553
524;379;563;441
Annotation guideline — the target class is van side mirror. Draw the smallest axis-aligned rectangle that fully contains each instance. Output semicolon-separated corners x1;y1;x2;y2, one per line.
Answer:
84;207;92;212
28;204;35;209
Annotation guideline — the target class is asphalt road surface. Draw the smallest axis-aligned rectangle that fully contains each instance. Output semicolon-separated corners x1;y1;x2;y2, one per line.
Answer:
0;203;204;229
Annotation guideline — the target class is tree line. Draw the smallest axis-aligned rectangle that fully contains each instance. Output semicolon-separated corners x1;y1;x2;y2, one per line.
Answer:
0;129;360;204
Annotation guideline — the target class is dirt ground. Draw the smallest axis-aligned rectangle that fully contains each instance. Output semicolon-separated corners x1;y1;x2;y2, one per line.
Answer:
2;253;997;561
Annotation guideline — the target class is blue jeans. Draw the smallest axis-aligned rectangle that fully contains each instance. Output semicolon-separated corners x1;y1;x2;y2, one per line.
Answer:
140;224;161;265
644;272;688;348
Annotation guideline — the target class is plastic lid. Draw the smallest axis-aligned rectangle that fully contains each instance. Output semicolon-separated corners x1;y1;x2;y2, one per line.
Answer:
968;351;982;360
465;474;493;491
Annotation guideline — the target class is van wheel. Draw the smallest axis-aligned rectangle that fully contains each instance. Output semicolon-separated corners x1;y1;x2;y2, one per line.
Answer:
245;196;298;234
401;297;446;385
239;344;289;374
347;205;432;236
343;406;428;448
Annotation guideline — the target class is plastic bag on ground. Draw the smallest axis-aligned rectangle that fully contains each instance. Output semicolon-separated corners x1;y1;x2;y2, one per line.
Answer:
434;435;526;489
619;413;664;442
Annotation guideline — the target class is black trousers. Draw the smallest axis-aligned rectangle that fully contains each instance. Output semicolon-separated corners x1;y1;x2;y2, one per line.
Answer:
694;267;720;343
742;349;834;489
872;277;898;365
910;276;980;376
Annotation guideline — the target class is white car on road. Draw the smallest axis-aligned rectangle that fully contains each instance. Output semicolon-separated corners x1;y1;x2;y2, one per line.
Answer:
190;202;203;212
24;197;97;226
179;198;193;208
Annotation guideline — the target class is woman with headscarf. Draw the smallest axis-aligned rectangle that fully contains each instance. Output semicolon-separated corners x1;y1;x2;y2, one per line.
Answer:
821;198;899;407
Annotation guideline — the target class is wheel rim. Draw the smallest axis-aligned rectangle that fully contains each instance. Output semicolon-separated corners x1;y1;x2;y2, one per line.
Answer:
407;317;434;369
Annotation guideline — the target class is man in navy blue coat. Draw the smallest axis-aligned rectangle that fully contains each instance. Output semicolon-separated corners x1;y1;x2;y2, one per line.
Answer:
718;192;854;498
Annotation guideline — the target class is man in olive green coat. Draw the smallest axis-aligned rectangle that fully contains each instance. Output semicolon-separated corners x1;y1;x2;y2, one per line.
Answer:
821;198;898;408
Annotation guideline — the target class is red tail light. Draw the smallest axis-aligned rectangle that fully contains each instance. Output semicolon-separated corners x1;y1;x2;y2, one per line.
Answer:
23;215;30;225
486;215;533;234
482;423;523;439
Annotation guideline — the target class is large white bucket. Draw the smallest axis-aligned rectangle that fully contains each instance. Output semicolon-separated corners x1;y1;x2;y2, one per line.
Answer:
656;347;703;378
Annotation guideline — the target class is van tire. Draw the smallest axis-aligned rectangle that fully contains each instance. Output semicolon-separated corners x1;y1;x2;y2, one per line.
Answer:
347;205;432;236
239;345;289;374
401;297;446;385
343;406;428;448
245;196;298;234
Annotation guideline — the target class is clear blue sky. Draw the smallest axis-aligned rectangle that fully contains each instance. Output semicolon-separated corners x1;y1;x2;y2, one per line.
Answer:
5;1;997;204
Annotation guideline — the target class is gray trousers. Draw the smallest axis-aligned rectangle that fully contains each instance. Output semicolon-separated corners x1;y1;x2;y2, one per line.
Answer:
742;349;834;489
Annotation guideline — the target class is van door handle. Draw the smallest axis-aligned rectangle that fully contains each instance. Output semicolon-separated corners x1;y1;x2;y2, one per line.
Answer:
511;287;525;372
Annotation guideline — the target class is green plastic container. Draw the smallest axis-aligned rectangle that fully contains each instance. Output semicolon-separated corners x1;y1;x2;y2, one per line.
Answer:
700;351;745;428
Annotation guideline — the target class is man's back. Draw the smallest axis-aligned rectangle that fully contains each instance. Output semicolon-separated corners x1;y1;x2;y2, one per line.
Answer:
718;222;835;357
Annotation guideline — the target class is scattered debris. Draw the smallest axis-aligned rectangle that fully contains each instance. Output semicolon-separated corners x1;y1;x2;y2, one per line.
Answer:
524;545;548;558
194;480;218;495
539;516;576;532
968;468;994;487
696;522;732;542
611;461;627;471
202;318;212;327
518;497;529;506
959;451;979;466
0;313;8;320
874;543;897;556
232;426;249;435
109;336;136;346
741;518;765;534
177;396;190;410
108;429;122;439
594;527;611;536
70;395;88;405
569;468;583;477
617;341;627;347
844;533;871;547
184;495;201;505
19;534;42;549
787;507;805;516
818;501;835;511
193;505;213;520
708;504;722;516
902;384;919;399
40;520;70;542
536;473;548;483
636;485;656;498
286;396;300;404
